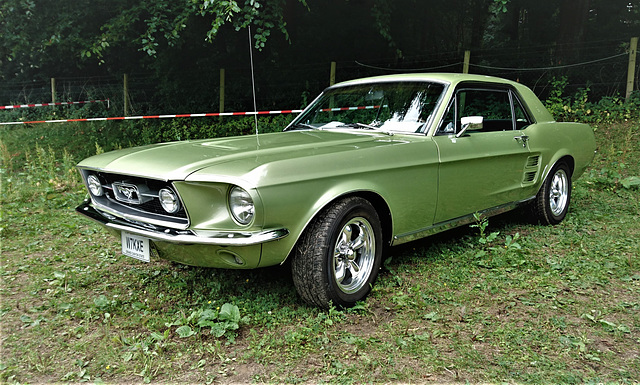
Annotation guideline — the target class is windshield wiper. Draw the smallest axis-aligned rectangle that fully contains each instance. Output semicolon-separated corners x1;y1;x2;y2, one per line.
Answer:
337;122;377;130
336;123;393;135
287;123;317;131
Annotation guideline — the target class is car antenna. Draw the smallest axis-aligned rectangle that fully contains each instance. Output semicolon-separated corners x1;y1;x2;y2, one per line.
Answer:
248;25;259;136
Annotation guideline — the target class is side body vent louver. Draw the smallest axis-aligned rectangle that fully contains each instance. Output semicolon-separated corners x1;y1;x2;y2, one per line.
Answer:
522;155;541;185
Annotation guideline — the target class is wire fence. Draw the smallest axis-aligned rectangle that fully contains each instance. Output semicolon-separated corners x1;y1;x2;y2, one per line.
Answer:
0;38;637;121
340;39;636;101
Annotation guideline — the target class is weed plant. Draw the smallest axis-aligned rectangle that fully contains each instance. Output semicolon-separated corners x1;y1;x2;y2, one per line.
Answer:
0;112;638;383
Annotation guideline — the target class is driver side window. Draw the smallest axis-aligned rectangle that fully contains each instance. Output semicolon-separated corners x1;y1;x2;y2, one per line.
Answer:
438;88;516;135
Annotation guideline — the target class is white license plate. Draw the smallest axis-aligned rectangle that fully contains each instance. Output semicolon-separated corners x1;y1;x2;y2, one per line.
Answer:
121;232;150;262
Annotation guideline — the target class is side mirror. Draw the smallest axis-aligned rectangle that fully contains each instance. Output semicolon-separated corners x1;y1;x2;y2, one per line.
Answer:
456;116;484;138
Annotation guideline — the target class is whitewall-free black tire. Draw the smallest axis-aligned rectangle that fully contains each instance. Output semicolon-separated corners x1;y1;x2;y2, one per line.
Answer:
291;197;383;308
533;161;572;225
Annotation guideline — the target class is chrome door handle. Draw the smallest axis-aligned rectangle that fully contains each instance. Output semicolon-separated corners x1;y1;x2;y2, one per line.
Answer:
514;135;529;147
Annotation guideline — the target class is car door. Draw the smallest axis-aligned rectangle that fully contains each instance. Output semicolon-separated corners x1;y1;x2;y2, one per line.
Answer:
432;86;532;223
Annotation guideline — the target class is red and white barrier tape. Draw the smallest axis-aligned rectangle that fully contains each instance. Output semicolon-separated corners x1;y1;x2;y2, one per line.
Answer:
0;99;110;110
0;104;386;126
0;109;304;126
320;105;382;112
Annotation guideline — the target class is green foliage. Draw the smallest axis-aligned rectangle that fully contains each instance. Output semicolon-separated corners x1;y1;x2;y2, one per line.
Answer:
0;97;115;125
585;162;640;191
371;0;401;57
3;0;637;123
166;303;244;341
490;0;510;14
545;77;640;124
471;212;500;245
0;142;81;205
22;0;310;62
580;123;640;192
471;213;529;270
129;114;294;144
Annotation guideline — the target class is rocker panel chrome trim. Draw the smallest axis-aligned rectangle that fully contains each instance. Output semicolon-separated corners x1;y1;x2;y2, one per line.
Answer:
391;197;535;246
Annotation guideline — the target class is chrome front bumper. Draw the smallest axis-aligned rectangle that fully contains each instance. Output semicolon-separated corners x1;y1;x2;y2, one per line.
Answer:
76;200;289;246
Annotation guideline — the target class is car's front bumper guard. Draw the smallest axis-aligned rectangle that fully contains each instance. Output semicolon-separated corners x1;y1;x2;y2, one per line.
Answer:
76;201;289;246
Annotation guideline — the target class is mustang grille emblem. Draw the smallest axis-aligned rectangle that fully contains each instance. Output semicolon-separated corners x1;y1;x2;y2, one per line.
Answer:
118;186;136;200
113;182;141;204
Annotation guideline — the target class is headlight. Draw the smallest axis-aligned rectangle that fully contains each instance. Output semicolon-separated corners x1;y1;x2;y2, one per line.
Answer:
159;188;180;213
229;186;254;225
87;174;103;196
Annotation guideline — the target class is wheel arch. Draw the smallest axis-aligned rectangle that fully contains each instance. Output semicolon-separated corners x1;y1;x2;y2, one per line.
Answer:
540;154;575;187
277;189;393;266
532;154;574;225
302;189;393;247
560;155;575;176
341;190;393;247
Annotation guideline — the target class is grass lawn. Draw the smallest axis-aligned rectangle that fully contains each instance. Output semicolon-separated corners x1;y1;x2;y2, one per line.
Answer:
1;120;638;384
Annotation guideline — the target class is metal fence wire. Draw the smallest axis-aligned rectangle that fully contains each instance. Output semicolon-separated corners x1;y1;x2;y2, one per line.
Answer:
0;39;637;119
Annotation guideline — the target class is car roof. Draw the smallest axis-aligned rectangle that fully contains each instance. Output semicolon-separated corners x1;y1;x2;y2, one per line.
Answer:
334;73;519;87
333;73;555;123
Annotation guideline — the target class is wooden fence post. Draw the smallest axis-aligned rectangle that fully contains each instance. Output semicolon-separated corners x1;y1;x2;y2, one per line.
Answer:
51;78;56;103
329;61;336;86
123;73;129;116
626;37;638;102
219;68;225;114
328;62;337;119
463;50;471;74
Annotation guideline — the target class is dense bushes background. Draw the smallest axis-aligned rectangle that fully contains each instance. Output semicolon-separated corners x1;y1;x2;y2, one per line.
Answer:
545;77;640;124
2;81;639;176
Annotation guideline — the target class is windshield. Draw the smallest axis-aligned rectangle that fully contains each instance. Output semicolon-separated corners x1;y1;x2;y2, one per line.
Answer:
289;81;446;133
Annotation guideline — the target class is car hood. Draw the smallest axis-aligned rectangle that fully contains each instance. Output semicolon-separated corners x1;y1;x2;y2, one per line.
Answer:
77;130;416;184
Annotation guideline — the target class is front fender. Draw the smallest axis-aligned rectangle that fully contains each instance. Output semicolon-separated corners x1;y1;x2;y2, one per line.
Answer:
256;178;389;267
257;163;438;267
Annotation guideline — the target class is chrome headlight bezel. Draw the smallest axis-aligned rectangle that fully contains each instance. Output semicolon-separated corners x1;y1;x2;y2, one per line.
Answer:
228;186;255;226
159;187;181;214
87;174;104;197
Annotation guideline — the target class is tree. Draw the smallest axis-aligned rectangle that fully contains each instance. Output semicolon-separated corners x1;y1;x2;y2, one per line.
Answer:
0;0;309;80
556;0;590;64
0;0;110;80
2;0;638;110
88;0;309;58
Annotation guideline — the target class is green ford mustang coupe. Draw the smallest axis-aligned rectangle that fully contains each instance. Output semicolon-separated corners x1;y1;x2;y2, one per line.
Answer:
76;73;596;308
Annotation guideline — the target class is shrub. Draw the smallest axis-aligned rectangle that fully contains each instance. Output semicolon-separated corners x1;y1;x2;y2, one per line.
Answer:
127;114;295;146
544;76;640;125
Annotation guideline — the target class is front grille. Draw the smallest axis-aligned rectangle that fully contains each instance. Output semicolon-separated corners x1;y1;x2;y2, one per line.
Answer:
80;170;189;227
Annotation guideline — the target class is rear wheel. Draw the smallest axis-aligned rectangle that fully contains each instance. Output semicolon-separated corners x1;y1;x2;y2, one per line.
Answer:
532;161;572;225
292;197;383;308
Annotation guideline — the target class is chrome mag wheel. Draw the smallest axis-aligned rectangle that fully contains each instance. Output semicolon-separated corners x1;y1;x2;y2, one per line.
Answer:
332;217;376;294
291;197;383;308
549;168;569;217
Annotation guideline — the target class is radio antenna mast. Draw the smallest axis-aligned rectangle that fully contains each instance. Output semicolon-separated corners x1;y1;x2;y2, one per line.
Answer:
248;25;259;135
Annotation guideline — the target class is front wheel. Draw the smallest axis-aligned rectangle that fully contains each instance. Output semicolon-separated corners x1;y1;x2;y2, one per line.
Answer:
532;161;572;225
291;197;383;308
